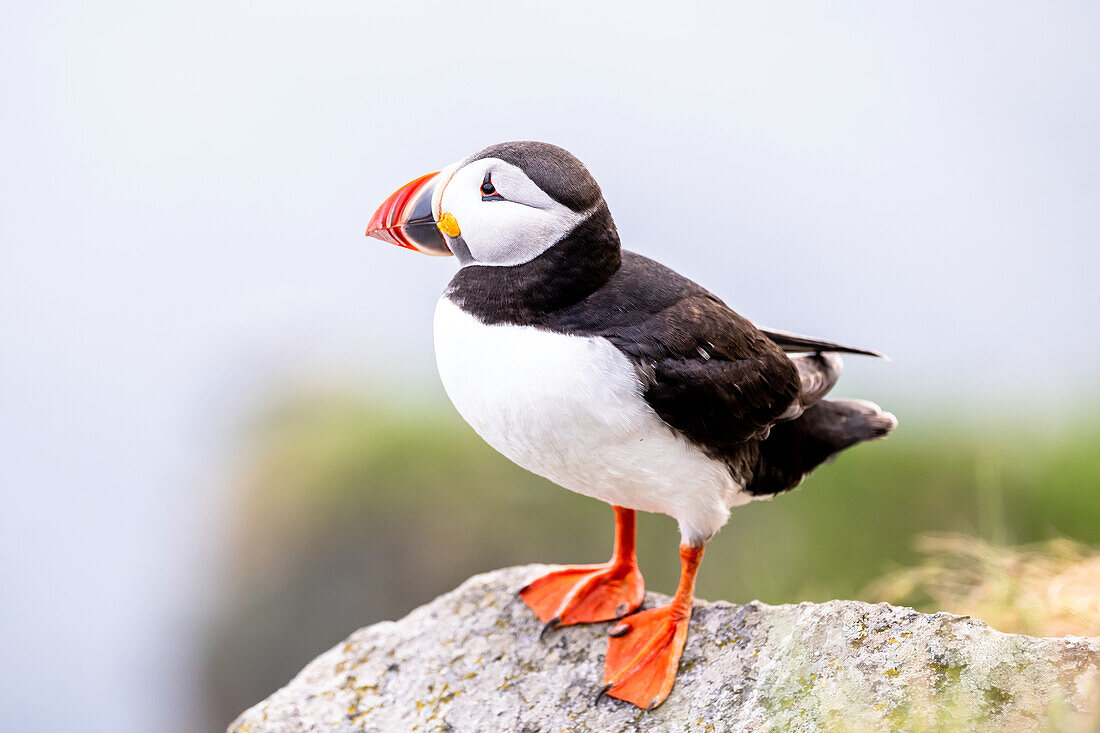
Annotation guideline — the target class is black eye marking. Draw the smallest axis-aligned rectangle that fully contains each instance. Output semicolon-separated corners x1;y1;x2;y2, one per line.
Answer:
480;171;504;201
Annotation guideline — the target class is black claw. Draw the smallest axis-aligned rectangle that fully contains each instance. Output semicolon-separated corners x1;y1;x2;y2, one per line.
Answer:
608;623;630;638
648;697;661;710
615;603;629;619
595;683;613;706
539;617;561;641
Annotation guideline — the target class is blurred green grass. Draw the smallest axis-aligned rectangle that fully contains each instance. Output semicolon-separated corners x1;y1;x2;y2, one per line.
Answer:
205;389;1100;723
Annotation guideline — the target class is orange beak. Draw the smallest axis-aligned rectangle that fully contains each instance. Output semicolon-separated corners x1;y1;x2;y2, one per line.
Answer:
365;172;452;256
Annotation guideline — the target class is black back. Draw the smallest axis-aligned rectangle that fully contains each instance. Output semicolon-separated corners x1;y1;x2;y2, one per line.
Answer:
446;240;802;462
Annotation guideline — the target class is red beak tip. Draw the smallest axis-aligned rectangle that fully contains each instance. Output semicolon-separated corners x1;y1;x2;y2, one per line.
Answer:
366;170;450;255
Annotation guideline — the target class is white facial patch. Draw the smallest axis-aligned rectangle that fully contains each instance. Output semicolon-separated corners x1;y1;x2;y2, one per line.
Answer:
437;158;590;267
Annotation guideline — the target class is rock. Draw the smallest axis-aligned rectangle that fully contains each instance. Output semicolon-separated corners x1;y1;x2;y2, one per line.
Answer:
229;565;1100;732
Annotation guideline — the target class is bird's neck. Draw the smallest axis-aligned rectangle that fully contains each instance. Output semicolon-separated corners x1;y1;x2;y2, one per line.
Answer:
444;204;621;325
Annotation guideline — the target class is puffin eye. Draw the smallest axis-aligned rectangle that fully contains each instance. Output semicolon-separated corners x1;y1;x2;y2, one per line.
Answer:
480;172;504;201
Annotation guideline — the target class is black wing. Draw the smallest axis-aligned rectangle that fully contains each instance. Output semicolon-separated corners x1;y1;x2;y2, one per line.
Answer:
549;252;801;448
758;327;886;359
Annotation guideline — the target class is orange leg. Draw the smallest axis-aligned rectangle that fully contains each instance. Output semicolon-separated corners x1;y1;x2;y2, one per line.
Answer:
520;506;645;633
600;543;704;710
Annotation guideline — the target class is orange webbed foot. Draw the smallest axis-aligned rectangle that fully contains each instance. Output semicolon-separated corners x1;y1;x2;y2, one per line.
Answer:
519;562;644;630
601;604;691;709
599;543;705;710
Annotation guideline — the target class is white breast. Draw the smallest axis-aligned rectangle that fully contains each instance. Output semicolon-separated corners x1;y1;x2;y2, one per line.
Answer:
433;297;748;543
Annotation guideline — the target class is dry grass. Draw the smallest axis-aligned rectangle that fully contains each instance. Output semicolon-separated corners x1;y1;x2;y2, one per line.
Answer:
865;533;1100;638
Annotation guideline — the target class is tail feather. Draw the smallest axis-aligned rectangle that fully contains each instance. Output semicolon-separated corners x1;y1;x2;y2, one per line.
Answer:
747;399;897;496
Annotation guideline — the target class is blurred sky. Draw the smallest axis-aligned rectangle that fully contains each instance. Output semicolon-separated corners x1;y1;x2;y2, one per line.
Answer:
1;2;1098;731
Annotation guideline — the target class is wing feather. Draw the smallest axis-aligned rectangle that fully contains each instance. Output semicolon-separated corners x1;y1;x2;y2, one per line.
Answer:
759;327;886;359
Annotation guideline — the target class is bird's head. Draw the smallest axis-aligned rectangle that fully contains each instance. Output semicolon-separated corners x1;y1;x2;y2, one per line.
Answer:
367;141;613;266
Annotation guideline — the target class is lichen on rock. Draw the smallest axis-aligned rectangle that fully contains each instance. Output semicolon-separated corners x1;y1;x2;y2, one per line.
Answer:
229;565;1100;732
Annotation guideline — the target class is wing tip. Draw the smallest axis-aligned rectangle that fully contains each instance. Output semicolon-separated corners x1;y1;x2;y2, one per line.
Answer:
760;327;890;360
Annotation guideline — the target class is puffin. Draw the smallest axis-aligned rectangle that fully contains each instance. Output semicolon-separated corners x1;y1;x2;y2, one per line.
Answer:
366;141;896;710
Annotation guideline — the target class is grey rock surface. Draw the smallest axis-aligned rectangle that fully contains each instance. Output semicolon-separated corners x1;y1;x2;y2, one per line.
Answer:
229;565;1100;732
